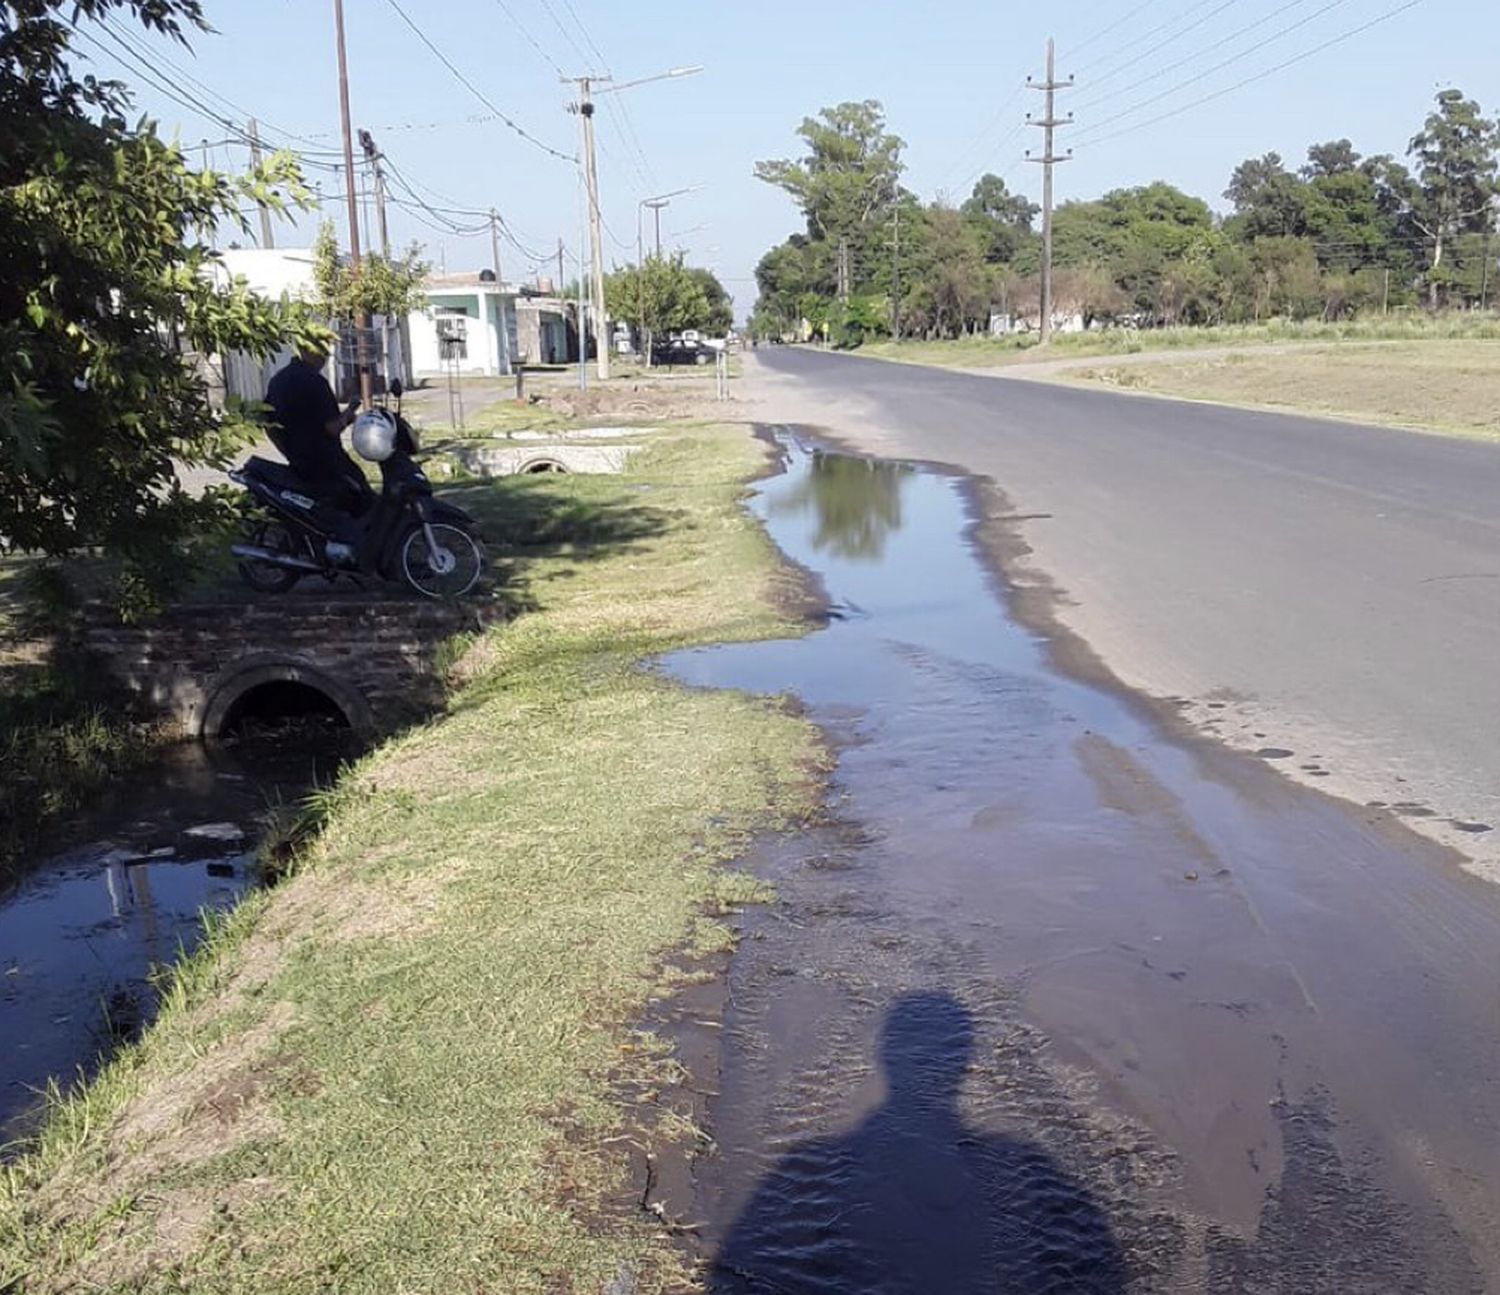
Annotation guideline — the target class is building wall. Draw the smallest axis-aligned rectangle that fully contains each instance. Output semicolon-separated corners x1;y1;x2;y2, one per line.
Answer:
409;290;516;377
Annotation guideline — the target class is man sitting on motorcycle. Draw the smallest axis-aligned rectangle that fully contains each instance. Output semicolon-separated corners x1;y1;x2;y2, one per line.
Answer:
265;333;370;515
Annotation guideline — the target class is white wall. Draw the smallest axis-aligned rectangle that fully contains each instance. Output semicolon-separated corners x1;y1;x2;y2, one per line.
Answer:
408;290;516;377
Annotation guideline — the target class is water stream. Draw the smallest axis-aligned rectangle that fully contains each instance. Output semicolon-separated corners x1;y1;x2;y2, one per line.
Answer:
1;734;350;1143
665;432;1500;1291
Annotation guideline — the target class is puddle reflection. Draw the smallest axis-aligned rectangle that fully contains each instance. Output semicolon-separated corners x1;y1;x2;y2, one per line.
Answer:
769;451;913;562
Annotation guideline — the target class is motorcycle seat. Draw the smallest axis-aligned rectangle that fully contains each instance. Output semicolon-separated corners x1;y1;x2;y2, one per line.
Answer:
242;455;314;495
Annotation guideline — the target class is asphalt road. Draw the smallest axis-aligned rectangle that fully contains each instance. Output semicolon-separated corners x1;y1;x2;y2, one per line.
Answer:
748;346;1500;872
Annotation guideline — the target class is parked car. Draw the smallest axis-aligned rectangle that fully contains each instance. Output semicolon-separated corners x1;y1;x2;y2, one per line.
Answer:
652;338;714;366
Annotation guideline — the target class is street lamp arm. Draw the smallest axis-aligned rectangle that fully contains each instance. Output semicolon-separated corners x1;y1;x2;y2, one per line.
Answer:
597;65;704;95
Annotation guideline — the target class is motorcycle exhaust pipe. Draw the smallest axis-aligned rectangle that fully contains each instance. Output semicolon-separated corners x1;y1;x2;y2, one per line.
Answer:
231;544;324;572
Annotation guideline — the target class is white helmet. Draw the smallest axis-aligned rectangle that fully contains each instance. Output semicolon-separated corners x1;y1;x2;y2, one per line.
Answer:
351;409;398;462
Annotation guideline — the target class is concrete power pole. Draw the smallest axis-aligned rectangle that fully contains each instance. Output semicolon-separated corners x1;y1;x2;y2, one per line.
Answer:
246;119;274;250
892;205;901;341
359;128;395;383
566;77;610;381
1026;38;1072;345
489;209;513;375
332;0;372;405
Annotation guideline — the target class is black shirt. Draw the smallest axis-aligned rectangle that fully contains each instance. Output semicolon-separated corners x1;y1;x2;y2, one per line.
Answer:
266;359;340;467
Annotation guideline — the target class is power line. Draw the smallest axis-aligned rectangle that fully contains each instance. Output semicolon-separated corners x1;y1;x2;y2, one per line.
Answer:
935;81;1029;198
1078;0;1239;88
1075;0;1424;148
381;0;575;163
93;14;332;152
1062;0;1164;59
490;0;567;76
1070;0;1314;114
1072;0;1357;140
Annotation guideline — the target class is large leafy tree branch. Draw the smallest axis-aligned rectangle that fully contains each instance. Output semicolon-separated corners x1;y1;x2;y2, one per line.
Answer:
312;219;428;324
1;0;314;603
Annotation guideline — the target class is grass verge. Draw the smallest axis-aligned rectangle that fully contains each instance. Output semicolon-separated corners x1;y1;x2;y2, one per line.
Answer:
856;312;1500;370
1059;340;1500;440
0;424;824;1293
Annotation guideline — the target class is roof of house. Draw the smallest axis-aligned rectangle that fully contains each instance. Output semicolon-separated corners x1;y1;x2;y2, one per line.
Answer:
426;271;514;293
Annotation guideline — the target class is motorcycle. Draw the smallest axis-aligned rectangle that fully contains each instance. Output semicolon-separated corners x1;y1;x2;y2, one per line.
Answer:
230;380;485;599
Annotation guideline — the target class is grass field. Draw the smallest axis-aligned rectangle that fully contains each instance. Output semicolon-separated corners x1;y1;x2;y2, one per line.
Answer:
857;313;1500;370
1061;340;1500;440
0;425;823;1293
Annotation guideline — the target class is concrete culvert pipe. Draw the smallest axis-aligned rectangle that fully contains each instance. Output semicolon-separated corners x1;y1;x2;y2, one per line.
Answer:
521;458;569;475
198;660;374;739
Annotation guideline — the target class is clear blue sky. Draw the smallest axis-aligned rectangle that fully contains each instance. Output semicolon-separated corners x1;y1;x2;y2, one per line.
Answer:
74;0;1500;316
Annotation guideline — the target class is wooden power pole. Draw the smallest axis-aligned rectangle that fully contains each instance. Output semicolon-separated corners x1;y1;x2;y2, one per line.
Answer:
1027;38;1072;345
332;0;372;405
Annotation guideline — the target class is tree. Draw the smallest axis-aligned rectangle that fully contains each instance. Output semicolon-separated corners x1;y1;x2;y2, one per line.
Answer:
312;220;427;325
960;173;1038;265
1;0;314;607
755;101;904;297
1225;153;1313;240
603;255;726;360
1406;89;1499;307
1303;139;1361;179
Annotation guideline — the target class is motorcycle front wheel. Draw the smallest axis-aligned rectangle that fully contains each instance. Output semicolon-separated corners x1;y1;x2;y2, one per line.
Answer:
400;522;484;598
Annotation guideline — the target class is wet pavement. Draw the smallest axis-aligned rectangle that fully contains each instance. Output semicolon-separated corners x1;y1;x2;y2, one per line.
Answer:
0;736;349;1142
664;432;1500;1292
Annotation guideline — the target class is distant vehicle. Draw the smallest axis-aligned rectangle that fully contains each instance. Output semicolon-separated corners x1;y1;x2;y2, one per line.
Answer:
652;338;714;366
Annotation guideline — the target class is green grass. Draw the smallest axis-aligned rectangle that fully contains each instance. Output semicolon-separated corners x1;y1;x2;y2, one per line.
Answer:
1059;340;1500;440
0;425;824;1294
857;311;1500;369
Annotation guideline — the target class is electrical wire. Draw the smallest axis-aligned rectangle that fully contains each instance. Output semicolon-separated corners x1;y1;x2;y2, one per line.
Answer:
1074;0;1424;148
1070;0;1318;115
490;0;568;76
95;14;332;151
1071;0;1357;139
1062;0;1165;59
934;81;1029;198
1077;0;1239;88
381;0;575;164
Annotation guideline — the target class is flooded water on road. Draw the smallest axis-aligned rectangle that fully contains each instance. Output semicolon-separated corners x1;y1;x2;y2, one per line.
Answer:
665;432;1500;1292
0;736;350;1143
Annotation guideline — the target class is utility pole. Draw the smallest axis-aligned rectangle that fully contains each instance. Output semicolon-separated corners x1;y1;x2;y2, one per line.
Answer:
837;238;850;305
332;0;372;405
565;76;610;381
359;129;391;258
359;128;395;384
246;119;274;249
1026;37;1072;345
489;209;513;375
892;205;901;341
557;238;565;294
1482;227;1493;311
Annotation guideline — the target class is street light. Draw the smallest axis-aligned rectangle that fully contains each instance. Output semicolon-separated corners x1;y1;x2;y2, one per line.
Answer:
565;65;704;381
633;184;702;367
638;186;701;262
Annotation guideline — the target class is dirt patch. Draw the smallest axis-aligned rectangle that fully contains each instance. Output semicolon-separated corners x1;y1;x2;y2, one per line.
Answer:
541;378;739;424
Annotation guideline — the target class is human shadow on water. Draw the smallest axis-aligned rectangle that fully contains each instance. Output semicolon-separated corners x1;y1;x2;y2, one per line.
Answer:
712;992;1127;1294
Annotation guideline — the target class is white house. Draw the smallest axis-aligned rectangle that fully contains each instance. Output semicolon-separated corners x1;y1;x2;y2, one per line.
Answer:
409;272;585;376
409;271;519;377
200;247;410;402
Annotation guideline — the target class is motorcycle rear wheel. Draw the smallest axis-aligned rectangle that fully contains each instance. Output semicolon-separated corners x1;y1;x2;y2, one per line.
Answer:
400;522;484;598
238;518;303;594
